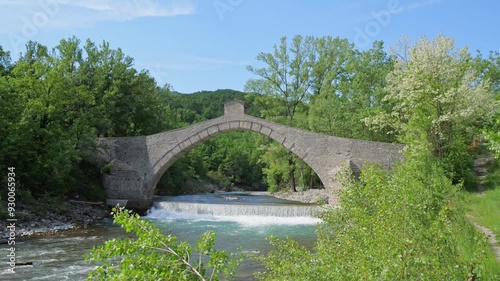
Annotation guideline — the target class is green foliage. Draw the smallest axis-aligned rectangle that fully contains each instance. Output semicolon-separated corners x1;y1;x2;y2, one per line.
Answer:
164;89;262;121
202;131;267;188
308;40;394;142
245;36;399;192
246;35;314;126
86;207;243;281
365;34;498;184
0;45;11;74
0;37;178;199
205;171;232;191
256;152;496;280
484;113;500;159
157;149;207;195
473;50;500;95
260;142;318;193
261;143;291;193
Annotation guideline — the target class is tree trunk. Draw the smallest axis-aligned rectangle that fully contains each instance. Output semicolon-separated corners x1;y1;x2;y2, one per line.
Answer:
300;166;305;188
289;169;297;192
288;153;297;192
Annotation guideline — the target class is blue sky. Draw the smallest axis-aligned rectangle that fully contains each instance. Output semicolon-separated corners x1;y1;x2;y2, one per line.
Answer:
0;0;498;93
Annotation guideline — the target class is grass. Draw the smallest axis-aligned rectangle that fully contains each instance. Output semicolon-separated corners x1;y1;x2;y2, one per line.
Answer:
466;159;500;241
463;156;500;278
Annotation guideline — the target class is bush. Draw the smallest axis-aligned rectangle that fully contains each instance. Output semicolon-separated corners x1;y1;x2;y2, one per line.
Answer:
203;170;230;191
255;152;496;280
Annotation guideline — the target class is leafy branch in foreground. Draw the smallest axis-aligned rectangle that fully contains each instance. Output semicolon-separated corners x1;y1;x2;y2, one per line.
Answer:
86;207;243;281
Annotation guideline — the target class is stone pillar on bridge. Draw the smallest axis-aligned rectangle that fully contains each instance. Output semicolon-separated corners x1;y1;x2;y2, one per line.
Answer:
224;99;246;116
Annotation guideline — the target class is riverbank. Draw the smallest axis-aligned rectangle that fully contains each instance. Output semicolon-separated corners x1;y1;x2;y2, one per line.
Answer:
251;188;337;205
0;200;110;241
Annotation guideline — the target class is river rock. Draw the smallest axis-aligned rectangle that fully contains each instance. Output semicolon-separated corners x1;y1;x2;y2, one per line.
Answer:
270;188;335;204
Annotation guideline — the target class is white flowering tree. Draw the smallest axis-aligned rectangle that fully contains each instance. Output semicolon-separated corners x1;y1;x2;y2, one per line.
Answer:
365;35;498;183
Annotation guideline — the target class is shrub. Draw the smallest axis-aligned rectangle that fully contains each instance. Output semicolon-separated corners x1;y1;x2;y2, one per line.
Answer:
255;153;495;280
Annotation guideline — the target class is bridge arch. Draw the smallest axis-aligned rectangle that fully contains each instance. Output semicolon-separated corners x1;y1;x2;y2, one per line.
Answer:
96;100;404;210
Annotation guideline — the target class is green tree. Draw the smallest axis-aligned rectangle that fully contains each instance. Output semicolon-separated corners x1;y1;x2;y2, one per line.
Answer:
308;40;394;142
473;50;500;95
1;37;180;200
87;207;243;280
246;35;315;126
80;39;173;137
245;35;317;192
0;46;11;74
0;46;20;194
246;36;394;193
476;51;500;158
202;131;267;189
260;142;318;193
7;41;83;196
484;109;500;159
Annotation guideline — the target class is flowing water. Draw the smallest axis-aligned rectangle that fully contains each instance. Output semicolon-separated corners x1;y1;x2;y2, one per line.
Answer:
1;192;321;280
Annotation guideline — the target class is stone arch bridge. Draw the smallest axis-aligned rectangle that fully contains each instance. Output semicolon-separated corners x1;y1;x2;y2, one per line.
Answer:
96;100;404;210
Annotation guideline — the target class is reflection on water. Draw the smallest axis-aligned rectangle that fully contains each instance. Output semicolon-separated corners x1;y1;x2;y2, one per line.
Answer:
1;192;319;280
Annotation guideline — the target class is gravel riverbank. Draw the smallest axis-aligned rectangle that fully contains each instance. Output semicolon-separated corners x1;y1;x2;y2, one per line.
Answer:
1;201;110;241
251;188;338;205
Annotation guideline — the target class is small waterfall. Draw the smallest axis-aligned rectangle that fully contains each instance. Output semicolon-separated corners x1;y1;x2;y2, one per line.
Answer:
152;201;320;217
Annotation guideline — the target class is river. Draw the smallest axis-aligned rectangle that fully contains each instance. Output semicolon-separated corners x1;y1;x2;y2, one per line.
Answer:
1;192;321;280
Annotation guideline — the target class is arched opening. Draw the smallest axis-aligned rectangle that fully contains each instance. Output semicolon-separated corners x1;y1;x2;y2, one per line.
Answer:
153;129;324;196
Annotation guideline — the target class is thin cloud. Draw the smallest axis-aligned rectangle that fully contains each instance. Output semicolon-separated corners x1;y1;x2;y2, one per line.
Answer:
139;54;250;74
0;0;196;34
356;0;444;22
65;0;196;18
398;0;444;13
192;56;250;66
